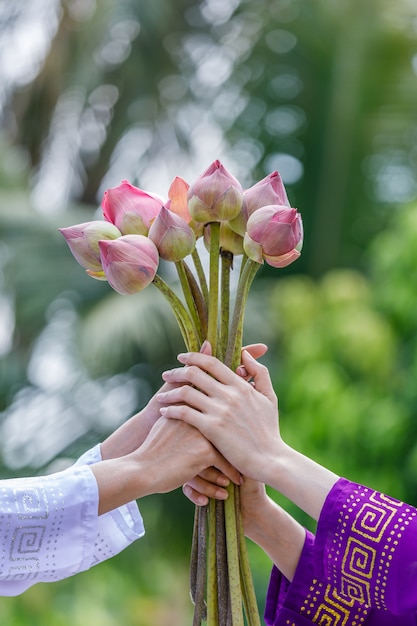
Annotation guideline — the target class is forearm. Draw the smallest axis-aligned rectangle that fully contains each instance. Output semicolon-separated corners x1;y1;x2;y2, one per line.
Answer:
94;416;231;515
266;444;339;521
245;496;305;582
91;457;148;515
100;392;165;460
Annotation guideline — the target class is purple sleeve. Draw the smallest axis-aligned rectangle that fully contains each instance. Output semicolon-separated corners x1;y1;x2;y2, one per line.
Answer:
264;489;417;624
314;477;417;616
264;530;373;625
264;529;315;625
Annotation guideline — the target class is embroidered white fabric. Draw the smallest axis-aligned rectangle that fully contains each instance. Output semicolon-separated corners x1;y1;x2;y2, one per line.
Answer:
0;444;144;596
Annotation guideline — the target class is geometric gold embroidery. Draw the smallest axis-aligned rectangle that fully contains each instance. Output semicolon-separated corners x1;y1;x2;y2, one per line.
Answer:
339;575;370;605
289;482;417;623
351;502;396;542
300;579;369;625
314;583;368;625
342;538;376;580
327;484;417;611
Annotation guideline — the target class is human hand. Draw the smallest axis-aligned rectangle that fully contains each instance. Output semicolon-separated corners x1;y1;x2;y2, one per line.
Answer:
181;342;267;506
129;416;241;496
101;342;267;462
157;349;281;484
182;467;241;506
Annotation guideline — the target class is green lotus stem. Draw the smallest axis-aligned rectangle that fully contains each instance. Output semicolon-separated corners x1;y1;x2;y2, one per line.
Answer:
235;487;261;626
238;252;249;278
218;250;233;361
206;222;222;625
192;247;209;306
183;261;208;340
225;259;260;369
215;499;229;624
224;483;244;626
176;260;204;344
191;505;208;625
152;274;199;352
207;499;219;625
190;508;199;607
207;222;220;353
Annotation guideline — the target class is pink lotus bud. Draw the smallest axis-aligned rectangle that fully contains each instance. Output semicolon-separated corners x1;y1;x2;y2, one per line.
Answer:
59;221;122;271
230;171;290;236
167;177;191;222
148;206;196;262
86;269;107;281
204;222;244;256
187;160;243;223
102;180;164;235
166;176;204;238
99;235;159;295
243;205;303;268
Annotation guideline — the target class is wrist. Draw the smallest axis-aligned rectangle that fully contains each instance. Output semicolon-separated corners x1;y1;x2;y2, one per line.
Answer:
244;495;278;543
91;456;150;515
100;405;159;460
269;443;340;520
244;495;306;582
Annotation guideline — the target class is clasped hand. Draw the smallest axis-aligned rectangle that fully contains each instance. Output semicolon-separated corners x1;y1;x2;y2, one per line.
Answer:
157;344;282;487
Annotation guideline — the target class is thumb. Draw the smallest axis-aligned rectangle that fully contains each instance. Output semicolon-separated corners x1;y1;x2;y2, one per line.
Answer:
241;350;276;400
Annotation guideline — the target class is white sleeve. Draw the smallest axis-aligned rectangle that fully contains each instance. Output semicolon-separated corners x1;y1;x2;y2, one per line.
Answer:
0;446;145;596
75;444;145;566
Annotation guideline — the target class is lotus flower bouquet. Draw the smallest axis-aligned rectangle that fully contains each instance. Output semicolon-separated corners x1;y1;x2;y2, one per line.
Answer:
60;160;303;626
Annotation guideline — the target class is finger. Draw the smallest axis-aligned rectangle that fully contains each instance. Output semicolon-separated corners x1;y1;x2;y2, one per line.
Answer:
160;403;209;435
182;483;209;506
241;350;276;400
183;476;229;505
200;340;212;356
175;352;238;385
236;366;248;378
242;343;268;359
237;344;267;379
161;363;226;397
198;466;230;487
157;382;213;412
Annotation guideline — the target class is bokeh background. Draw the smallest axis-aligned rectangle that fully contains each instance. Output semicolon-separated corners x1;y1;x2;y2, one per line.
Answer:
1;0;417;623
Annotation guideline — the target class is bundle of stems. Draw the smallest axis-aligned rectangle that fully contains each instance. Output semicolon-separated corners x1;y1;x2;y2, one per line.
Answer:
153;222;261;626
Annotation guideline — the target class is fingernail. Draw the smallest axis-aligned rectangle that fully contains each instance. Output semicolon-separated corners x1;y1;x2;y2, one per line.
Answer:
177;353;188;363
216;489;228;500
200;340;209;353
197;495;209;506
216;476;229;487
236;366;247;377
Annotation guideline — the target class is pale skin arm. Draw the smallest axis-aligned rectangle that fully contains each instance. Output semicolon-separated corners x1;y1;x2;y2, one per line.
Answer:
239;478;305;582
158;349;339;521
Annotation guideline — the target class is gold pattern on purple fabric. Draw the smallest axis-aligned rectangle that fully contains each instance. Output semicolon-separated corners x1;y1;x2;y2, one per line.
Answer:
328;485;417;611
298;578;369;625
